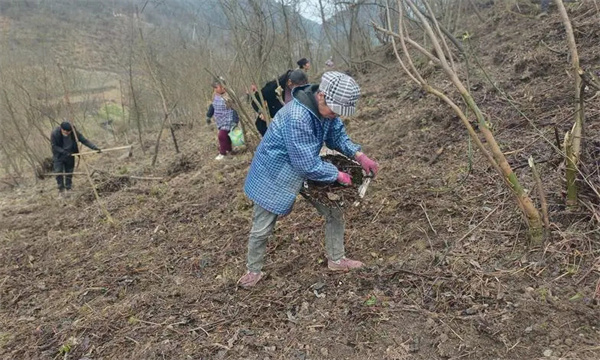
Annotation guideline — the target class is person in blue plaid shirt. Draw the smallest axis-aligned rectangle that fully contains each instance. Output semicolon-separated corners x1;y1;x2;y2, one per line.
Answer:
239;71;379;288
211;79;239;160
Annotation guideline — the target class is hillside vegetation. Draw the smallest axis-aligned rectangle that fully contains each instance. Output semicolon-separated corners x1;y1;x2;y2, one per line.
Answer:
1;1;600;359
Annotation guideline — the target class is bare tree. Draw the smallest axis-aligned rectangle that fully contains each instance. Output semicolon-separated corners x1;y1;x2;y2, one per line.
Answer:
375;0;544;243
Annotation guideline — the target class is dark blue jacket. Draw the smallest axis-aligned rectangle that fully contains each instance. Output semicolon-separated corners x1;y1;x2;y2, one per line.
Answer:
50;126;97;160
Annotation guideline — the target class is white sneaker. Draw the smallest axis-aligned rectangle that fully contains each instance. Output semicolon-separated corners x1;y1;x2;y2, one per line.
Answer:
215;154;225;160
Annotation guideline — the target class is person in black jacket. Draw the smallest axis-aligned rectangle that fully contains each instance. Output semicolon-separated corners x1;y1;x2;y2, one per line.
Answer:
252;69;308;136
50;121;100;194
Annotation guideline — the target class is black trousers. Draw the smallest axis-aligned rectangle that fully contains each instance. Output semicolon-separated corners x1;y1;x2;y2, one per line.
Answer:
255;117;268;137
53;156;75;190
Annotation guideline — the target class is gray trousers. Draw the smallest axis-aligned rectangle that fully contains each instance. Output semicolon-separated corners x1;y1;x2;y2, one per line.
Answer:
246;201;345;273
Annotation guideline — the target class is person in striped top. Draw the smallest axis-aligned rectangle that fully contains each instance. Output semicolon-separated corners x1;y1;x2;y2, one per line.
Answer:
211;79;239;160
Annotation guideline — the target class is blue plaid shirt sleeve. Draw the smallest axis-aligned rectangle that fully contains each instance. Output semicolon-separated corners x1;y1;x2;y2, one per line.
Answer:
325;118;361;158
283;114;338;183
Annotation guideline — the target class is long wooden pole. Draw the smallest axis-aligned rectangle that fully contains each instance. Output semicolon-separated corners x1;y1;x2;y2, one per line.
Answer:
42;172;87;176
72;145;132;157
42;172;162;181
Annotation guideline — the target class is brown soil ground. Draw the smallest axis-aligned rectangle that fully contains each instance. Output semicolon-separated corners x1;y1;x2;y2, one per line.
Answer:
2;3;600;360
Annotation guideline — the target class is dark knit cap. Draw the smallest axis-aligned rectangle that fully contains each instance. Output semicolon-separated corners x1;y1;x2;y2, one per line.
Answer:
60;122;72;131
297;58;309;68
288;69;308;86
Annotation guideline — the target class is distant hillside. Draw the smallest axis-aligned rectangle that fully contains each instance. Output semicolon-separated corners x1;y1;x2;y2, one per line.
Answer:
0;0;135;71
0;0;323;72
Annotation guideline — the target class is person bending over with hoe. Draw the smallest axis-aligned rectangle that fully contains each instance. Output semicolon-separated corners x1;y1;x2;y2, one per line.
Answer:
253;69;308;136
50;121;100;196
211;78;239;160
239;71;379;288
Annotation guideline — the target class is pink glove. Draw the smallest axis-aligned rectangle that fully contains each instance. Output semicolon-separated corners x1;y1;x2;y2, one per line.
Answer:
356;153;379;176
336;172;352;186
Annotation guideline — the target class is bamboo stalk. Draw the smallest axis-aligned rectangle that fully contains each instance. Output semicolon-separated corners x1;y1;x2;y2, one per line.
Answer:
407;0;541;230
555;0;582;207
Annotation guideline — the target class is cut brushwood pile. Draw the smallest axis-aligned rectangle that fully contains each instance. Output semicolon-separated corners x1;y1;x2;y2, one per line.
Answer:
302;154;366;207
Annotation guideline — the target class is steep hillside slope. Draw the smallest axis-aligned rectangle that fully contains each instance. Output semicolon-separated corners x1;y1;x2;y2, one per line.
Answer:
1;3;600;360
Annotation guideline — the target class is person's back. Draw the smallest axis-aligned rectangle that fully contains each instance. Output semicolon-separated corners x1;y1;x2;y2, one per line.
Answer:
246;83;357;214
256;79;284;118
248;94;307;209
212;93;238;131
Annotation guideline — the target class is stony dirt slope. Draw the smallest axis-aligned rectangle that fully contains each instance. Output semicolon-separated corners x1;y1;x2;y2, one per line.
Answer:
1;3;600;359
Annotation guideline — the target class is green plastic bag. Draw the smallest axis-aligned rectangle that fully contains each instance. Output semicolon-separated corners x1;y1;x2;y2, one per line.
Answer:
228;125;245;147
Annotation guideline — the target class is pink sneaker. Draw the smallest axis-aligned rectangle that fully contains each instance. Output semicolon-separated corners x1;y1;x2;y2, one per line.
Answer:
328;257;364;271
237;271;263;288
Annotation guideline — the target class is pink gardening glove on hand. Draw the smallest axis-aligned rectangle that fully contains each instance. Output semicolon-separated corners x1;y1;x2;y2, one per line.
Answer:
337;171;352;186
356;153;379;177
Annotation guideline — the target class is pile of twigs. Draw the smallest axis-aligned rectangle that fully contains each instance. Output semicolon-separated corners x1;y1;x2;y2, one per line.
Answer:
301;154;364;207
36;157;54;179
167;153;195;176
96;175;132;194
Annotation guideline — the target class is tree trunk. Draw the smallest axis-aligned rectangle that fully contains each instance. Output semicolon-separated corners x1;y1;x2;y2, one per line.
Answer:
385;0;544;243
128;61;145;155
280;0;294;69
555;0;582;207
